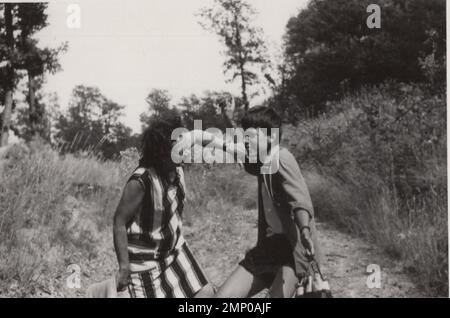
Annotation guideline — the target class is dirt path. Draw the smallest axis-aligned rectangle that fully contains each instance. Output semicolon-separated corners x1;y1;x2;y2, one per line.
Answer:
185;209;425;298
315;222;424;297
63;207;424;298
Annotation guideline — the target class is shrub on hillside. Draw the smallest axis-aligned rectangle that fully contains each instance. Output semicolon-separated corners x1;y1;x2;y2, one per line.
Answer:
286;82;447;296
0;141;123;294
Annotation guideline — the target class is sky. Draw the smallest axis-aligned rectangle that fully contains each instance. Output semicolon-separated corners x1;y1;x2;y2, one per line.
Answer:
36;0;309;132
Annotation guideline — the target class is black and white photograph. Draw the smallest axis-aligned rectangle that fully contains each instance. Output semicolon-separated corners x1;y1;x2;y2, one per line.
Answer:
0;0;447;300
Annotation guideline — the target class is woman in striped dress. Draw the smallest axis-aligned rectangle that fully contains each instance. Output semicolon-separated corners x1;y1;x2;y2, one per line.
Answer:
113;113;214;298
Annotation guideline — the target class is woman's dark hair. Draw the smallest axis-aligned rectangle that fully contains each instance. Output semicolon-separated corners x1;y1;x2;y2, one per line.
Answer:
240;106;282;139
139;111;183;178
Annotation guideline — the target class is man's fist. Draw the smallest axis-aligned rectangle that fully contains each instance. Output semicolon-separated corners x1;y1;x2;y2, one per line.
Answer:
300;227;315;258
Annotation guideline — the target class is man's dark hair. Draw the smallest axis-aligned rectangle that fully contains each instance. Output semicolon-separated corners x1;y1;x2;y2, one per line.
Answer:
139;111;183;178
240;106;282;139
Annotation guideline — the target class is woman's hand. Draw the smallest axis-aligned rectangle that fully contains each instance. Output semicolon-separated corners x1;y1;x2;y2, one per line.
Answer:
115;267;131;292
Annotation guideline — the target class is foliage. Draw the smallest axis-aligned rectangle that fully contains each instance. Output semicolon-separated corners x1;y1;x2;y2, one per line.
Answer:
140;89;243;131
198;0;268;109
180;91;244;130
55;85;138;159
281;0;446;117
0;3;66;144
139;89;181;131
284;82;447;295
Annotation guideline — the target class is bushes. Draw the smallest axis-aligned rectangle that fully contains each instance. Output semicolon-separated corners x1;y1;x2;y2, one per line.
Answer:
282;0;446;116
288;82;447;296
0;141;125;294
183;164;256;226
0;87;446;296
0;141;255;295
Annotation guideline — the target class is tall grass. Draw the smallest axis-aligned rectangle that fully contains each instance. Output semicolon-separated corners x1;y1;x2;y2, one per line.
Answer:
0;141;255;296
0;140;125;295
286;82;447;296
183;164;256;225
0;81;446;297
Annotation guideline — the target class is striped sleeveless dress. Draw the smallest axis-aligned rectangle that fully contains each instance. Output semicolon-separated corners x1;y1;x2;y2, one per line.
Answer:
123;166;209;298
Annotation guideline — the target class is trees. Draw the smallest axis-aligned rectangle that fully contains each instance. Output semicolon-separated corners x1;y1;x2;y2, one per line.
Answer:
56;85;133;159
282;0;446;117
139;89;181;131
0;3;66;146
198;0;268;110
140;88;243;132
180;91;242;130
0;3;16;147
15;78;55;142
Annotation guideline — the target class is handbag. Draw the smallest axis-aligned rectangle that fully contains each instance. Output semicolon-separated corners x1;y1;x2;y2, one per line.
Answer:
295;258;333;298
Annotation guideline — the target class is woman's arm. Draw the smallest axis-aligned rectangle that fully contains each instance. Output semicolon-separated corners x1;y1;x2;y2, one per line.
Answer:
113;180;144;290
179;130;245;161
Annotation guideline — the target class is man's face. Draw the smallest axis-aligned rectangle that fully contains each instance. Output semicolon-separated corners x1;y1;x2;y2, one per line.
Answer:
244;128;270;162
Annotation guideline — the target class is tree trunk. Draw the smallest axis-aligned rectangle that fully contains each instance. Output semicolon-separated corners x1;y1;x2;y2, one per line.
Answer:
239;59;248;111
0;4;15;147
1;91;13;147
28;71;37;137
234;15;249;111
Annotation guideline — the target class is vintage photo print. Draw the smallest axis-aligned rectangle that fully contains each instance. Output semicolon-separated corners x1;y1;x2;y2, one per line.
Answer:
0;0;447;300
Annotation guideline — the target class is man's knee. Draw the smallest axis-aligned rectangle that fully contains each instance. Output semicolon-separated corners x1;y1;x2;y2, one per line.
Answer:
267;266;297;298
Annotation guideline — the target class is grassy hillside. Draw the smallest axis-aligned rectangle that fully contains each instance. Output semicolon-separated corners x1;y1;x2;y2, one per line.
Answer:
0;142;123;296
0;82;447;297
283;82;447;296
0;142;256;297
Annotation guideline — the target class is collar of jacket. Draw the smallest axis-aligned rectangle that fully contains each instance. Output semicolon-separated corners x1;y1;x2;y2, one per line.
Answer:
260;145;280;175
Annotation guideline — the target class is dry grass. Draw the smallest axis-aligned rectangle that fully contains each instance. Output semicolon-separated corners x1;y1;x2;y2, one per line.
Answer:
0;142;256;297
0;82;446;297
287;82;447;296
0;140;125;296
